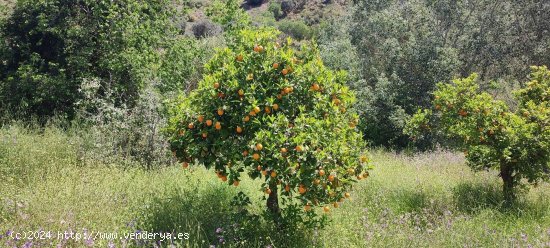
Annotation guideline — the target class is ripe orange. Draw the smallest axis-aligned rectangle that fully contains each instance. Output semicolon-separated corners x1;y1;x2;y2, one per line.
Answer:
243;116;250;122
265;188;271;194
236;126;243;133
298;185;307;194
253;106;261;114
221;175;227;182
285;184;290;192
202;133;208;138
255;143;263;151
261;170;268;176
249;110;256;116
344;192;351;198
283;87;291;94
273;104;279;110
198;115;204;123
182;162;189;169
280;147;287;153
277;94;282;99
282;69;288;75
243;150;249;156
304;204;311;211
295;145;304;152
253;153;260;160
319;169;326;176
273;63;279;69
333;202;339;208
313;179;320;185
233;180;240;186
217;108;224;116
215;122;222;130
323;206;330;213
236;54;243;61
256;165;262;171
357;175;364;180
206;120;213;126
270;171;277;178
238;89;244;96
188;123;194;129
328;174;335;182
311;83;320;91
214;82;220;89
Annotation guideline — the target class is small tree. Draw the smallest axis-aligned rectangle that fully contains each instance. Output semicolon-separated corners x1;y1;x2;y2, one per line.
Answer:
166;28;370;226
405;66;550;203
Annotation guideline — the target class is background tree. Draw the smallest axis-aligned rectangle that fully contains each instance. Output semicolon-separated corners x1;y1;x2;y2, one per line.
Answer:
351;0;550;148
405;66;550;203
165;28;371;226
0;0;188;119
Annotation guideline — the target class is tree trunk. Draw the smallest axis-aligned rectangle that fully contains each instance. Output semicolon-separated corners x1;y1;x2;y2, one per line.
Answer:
500;162;515;205
266;183;282;226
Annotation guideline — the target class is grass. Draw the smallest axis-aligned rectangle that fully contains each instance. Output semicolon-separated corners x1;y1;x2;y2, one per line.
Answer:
1;125;549;247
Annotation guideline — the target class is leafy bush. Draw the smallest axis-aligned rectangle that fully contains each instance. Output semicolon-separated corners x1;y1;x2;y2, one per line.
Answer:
76;79;173;169
191;19;223;38
277;20;313;41
0;0;179;120
165;28;371;229
206;0;251;34
405;66;550;203
268;1;283;20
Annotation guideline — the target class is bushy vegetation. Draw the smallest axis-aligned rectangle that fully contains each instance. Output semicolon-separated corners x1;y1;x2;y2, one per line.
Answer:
0;0;549;247
351;0;550;148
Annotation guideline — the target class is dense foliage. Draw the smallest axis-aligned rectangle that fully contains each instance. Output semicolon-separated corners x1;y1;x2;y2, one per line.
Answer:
0;0;199;119
351;0;550;148
166;28;371;225
405;66;550;202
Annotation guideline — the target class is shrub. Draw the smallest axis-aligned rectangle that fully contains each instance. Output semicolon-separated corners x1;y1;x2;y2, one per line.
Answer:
165;28;371;228
191;19;223;38
206;0;251;34
268;1;283;19
277;20;313;41
405;66;550;203
0;0;178;120
76;79;173;169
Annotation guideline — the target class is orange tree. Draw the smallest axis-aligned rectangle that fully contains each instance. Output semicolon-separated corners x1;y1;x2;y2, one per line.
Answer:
405;66;550;203
165;28;370;225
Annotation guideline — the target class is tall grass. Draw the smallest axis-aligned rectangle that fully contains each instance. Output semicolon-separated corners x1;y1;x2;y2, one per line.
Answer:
1;125;549;247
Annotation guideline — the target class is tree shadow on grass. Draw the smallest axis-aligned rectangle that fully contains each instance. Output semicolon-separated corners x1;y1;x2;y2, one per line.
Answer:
451;182;549;219
452;182;504;214
135;184;313;247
